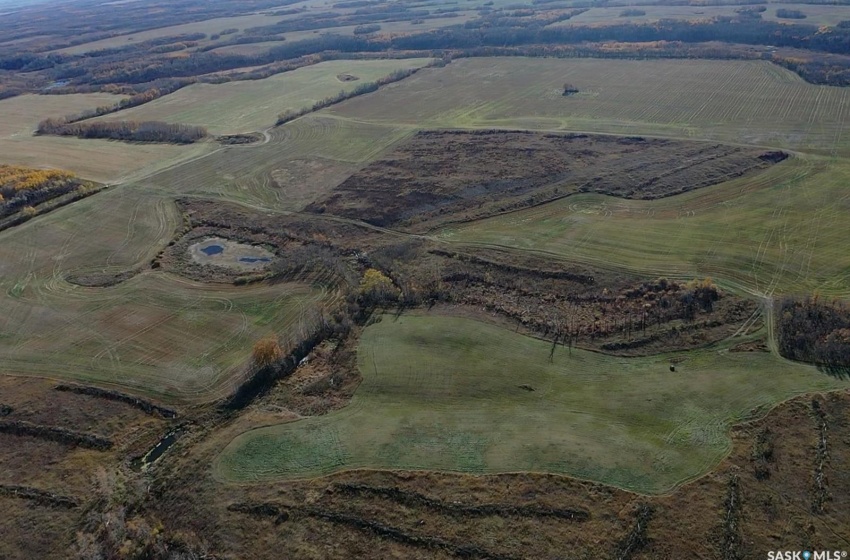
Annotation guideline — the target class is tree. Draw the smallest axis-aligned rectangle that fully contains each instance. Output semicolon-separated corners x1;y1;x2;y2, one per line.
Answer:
358;268;399;304
252;335;282;368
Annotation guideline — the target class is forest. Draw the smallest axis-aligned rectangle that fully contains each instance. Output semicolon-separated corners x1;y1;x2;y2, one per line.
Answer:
0;166;91;222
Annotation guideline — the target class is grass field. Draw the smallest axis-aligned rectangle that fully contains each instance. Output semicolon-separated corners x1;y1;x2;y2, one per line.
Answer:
141;114;415;211
0;184;325;402
96;59;433;135
215;313;847;493
0;93;207;182
328;58;850;156
440;154;850;297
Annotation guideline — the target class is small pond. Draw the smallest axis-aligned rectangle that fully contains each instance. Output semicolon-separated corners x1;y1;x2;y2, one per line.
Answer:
189;237;275;270
201;244;224;256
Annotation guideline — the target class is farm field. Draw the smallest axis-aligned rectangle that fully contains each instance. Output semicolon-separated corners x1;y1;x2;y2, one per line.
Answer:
440;155;850;297
141;114;415;211
0;184;325;401
560;4;850;27
216;313;848;493
0;93;206;182
53;13;289;55
328;58;850;156
0;271;321;401
95;59;433;135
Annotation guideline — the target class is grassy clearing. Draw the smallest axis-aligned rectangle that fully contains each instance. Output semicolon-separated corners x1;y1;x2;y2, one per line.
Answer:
329;57;850;156
441;155;850;298
216;314;847;493
0;93;207;183
97;59;433;135
0;185;324;402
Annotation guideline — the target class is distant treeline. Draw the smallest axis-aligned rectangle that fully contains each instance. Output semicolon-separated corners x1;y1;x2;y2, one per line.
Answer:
36;119;208;144
7;12;850;90
4;0;850;105
777;297;850;369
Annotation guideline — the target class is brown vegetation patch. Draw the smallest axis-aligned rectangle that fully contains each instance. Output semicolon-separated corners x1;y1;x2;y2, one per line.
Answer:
216;132;263;145
64;268;139;287
378;244;759;355
171;199;757;355
306;130;787;229
337;73;360;82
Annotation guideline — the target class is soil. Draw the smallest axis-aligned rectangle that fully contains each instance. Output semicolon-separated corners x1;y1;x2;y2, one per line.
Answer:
305;130;787;229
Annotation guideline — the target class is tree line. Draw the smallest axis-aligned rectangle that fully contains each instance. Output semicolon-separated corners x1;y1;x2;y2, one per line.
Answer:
777;297;850;370
36;119;208;144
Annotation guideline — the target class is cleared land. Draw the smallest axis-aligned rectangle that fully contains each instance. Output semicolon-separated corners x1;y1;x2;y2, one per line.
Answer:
308;129;785;228
328;58;850;156
0;93;206;182
215;314;847;494
95;59;433;135
442;154;850;297
0;185;324;402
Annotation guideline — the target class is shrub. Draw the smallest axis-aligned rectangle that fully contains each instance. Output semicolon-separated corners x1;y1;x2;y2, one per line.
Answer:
252;336;282;368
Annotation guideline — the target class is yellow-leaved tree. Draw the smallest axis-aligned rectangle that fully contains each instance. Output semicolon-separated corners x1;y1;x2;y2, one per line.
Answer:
252;335;282;368
358;268;399;305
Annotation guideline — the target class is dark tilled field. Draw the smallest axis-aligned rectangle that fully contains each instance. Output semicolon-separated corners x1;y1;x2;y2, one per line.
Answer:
305;130;787;228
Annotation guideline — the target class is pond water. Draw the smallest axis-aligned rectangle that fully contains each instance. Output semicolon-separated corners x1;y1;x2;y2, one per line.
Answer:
190;237;275;270
201;244;224;256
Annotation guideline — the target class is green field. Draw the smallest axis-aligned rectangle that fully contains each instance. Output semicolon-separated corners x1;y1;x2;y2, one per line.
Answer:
96;59;433;135
329;58;850;156
216;313;847;493
440;155;850;297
